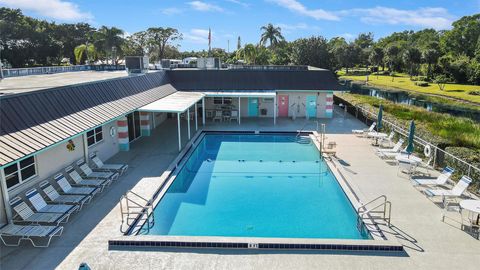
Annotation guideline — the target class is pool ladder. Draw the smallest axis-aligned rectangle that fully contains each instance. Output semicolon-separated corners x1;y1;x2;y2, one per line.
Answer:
119;190;155;234
356;195;392;237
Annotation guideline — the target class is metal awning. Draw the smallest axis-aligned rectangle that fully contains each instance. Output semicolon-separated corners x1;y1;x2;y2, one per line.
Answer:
139;91;205;113
199;90;276;98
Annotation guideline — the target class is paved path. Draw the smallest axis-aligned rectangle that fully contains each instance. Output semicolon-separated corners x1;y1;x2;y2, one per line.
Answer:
1;115;479;270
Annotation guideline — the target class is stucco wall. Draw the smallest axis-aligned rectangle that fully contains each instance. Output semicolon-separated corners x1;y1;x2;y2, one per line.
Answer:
89;122;119;162
153;112;167;128
282;91;328;118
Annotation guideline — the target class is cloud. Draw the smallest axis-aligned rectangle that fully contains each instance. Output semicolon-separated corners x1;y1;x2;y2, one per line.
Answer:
161;7;183;16
0;0;92;21
340;33;355;41
188;1;224;12
225;0;249;8
184;28;211;44
346;6;454;30
267;0;339;21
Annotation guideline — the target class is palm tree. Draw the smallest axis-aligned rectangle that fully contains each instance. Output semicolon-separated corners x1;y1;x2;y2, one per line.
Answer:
93;26;124;64
74;44;96;64
243;44;257;64
403;47;422;78
422;49;439;80
259;24;285;48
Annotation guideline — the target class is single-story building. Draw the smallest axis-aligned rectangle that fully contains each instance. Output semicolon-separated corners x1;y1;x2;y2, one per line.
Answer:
0;66;343;223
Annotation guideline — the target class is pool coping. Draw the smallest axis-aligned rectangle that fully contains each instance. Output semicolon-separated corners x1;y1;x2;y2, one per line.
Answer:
112;130;404;253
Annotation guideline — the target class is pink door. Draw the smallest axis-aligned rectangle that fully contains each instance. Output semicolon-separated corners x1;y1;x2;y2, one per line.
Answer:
278;95;289;117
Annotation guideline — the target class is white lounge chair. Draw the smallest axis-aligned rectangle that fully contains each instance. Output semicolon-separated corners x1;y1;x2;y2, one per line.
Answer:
25;189;78;221
54;173;99;197
352;122;376;136
76;159;119;181
375;139;404;155
0;223;63;247
213;110;223;122
424;175;472;199
89;153;128;175
379;131;395;147
40;181;91;210
412;167;454;186
230;110;238;122
66;165;110;192
9;197;68;225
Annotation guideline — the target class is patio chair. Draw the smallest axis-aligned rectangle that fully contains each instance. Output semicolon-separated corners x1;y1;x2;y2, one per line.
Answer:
424;176;472;206
230;111;238;122
0;223;63;247
76;159;119;181
9;197;68;225
54;173;99;197
40;181;91;210
379;131;395;147
375;139;404;155
25;189;78;221
66;165;110;192
412;167;454;186
213;110;223;122
379;147;408;159
352;122;376;136
89;153;128;175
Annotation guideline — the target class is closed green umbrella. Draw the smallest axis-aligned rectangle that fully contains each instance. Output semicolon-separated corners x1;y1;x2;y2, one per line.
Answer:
406;120;415;154
377;105;383;131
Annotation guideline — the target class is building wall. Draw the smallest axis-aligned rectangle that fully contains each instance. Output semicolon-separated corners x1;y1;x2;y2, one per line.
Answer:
153;112;167;128
0;181;7;223
281;91;329;118
89;122;119;162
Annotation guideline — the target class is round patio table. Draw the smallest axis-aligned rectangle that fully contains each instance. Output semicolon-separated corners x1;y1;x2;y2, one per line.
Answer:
395;153;422;164
460;200;480;238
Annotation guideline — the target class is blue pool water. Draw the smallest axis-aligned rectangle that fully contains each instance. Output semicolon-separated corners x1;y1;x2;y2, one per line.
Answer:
141;134;368;239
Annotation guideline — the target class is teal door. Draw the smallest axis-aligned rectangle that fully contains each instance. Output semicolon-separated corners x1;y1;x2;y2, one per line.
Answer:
306;95;317;118
248;98;258;116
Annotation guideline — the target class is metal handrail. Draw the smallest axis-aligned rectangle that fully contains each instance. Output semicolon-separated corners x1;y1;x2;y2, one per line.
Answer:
350;103;479;179
357;195;392;228
119;190;154;234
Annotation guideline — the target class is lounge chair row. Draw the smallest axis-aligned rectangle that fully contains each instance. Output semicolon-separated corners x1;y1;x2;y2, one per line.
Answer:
0;154;128;247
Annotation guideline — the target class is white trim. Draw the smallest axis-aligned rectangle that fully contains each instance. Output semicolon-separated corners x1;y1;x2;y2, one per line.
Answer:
0;169;12;222
3;156;38;191
177;113;181;152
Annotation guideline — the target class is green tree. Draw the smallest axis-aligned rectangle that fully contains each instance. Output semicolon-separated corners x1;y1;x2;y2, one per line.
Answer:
146;27;182;61
291;36;332;69
440;14;480;58
422;48;439;80
369;47;384;73
259;23;285;48
93;26;125;64
74;44;96;64
403;47;422;78
243;44;257;64
354;32;374;68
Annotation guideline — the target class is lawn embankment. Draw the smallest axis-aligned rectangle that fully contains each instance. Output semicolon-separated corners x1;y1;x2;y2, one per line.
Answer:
340;73;480;104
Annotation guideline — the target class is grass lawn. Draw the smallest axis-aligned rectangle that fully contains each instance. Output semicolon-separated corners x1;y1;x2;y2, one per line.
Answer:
340;73;480;104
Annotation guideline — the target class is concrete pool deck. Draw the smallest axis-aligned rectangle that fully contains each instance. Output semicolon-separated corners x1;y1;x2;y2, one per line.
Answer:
1;111;479;269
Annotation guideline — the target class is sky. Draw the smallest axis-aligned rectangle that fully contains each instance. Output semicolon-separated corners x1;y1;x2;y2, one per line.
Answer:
0;0;478;51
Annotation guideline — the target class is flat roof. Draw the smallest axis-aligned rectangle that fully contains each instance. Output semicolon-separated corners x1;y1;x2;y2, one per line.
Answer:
0;70;128;94
139;91;205;113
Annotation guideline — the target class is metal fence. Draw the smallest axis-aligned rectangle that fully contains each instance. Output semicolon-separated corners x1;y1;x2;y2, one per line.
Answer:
335;96;479;190
2;65;126;78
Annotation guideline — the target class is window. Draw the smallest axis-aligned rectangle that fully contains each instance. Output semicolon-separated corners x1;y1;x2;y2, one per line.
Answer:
213;97;232;105
4;156;36;189
87;126;103;147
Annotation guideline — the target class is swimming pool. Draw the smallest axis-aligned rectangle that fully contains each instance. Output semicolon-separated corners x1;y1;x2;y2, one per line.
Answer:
140;133;369;240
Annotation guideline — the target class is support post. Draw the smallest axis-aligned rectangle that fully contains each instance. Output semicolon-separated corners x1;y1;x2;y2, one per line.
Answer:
187;108;191;140
325;91;334;118
238;97;241;125
117;116;129;151
273;95;277;125
140;112;151;136
177;113;181;152
202;97;205;125
0;169;12;222
152;112;156;130
82;133;89;163
195;103;198;131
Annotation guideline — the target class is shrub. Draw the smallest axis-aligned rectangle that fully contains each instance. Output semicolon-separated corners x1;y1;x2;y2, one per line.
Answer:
469;91;480;96
414;81;429;87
